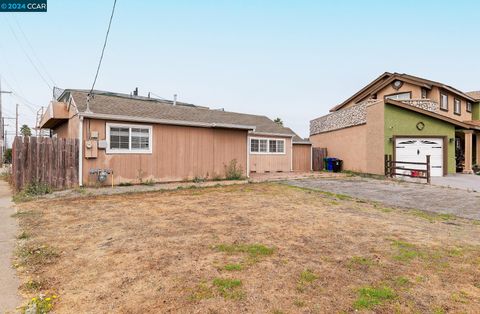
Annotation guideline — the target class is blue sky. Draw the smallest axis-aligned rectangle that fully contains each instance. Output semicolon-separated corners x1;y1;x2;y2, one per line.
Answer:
0;0;479;142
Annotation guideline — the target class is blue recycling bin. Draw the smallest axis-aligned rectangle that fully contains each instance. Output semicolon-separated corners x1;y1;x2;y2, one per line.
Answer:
326;158;337;171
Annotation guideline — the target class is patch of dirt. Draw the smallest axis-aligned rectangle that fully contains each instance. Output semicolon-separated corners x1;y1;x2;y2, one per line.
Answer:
14;183;480;313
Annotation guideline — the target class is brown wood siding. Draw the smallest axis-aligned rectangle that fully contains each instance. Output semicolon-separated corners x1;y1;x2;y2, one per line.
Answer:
292;144;311;171
249;136;292;173
82;119;247;185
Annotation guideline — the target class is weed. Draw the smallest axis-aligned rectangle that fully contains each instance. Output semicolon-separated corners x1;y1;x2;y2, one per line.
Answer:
393;276;410;287
17;244;59;267
299;269;317;283
141;179;155;186
224;263;243;271
391;240;422;262
293;299;306;307
432;307;446;314
224;159;243;180
409;209;455;222
192;176;206;183
11;210;38;218
297;269;317;292
353;285;396;310
22;294;57;313
22;280;43;292
190;282;214;301
212;278;244;299
17;231;29;240
118;182;133;186
215;243;274;259
451;291;470;303
13;182;52;202
348;256;374;268
447;247;463;257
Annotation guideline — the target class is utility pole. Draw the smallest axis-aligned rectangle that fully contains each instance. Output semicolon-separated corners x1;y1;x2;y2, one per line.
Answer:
15;103;19;137
0;76;13;164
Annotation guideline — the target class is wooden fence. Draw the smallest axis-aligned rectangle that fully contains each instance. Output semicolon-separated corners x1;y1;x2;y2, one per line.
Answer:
385;154;431;184
312;147;327;171
12;136;79;191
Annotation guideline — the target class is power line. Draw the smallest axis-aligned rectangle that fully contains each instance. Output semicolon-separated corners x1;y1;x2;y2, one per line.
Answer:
1;16;53;90
89;0;118;95
11;15;57;87
0;77;38;114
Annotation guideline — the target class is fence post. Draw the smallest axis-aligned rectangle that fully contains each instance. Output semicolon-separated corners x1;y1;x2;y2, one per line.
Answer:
384;155;388;177
426;155;431;184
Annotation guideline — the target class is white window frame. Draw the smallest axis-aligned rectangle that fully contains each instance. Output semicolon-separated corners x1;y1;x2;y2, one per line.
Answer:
249;137;286;155
440;92;449;110
106;123;153;154
466;101;472;113
454;98;461;115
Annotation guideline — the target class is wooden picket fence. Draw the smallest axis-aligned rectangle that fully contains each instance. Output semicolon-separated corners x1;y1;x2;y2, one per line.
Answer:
12;136;79;191
312;147;327;171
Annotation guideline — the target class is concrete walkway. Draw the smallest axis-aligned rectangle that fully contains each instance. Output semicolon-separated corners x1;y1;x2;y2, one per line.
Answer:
0;180;20;313
431;174;480;192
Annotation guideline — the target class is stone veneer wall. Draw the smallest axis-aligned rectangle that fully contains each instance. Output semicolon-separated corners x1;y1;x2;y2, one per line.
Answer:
400;99;439;113
310;99;439;136
310;102;368;135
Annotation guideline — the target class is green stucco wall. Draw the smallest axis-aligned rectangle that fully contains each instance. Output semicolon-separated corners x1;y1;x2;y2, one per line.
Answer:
384;105;456;174
472;102;480;120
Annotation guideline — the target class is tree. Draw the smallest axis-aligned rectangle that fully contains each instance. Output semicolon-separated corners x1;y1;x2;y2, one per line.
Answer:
3;148;12;164
273;117;283;126
20;124;32;137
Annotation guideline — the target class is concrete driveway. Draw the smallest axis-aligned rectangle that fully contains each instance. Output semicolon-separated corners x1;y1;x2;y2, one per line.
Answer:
284;176;480;220
431;174;480;192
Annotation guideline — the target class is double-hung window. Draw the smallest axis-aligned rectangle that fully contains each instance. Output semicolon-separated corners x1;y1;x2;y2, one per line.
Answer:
454;98;461;115
107;123;152;154
466;102;472;113
250;138;285;154
440;92;448;111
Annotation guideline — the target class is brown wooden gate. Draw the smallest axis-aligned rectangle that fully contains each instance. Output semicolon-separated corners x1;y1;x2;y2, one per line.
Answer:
12;136;79;191
312;147;327;171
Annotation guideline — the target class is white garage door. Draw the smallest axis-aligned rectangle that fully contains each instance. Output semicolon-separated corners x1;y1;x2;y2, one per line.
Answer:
395;138;444;177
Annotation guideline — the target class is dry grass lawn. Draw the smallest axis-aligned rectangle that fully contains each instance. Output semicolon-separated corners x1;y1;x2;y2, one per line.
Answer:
14;183;480;313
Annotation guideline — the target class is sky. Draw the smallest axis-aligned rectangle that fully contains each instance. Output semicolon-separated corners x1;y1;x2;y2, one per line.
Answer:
0;0;479;145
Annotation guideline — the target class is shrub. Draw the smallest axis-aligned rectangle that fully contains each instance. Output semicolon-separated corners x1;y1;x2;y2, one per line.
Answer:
3;148;12;164
224;159;243;180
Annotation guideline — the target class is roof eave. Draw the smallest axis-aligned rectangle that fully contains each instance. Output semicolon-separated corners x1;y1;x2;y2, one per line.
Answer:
384;99;472;129
78;112;256;131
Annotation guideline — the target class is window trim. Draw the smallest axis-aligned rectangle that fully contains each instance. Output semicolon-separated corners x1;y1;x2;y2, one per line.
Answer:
453;98;461;115
421;88;427;99
384;91;412;101
249;137;286;155
466;101;472;113
439;91;449;111
106;123;153;154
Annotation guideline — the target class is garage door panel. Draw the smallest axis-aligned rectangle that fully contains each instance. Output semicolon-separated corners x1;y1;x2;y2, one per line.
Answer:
395;138;444;177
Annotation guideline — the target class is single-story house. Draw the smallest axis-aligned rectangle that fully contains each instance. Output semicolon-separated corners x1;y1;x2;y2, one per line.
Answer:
310;72;480;176
39;89;311;186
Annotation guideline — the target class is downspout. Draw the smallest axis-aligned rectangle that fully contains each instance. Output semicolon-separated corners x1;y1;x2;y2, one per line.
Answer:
78;116;84;186
290;136;294;172
246;134;250;178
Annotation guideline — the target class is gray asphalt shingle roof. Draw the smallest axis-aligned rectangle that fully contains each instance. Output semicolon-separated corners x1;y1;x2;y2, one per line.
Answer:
64;90;295;136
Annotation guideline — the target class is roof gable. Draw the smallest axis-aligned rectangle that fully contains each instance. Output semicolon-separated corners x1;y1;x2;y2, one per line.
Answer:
331;72;476;112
